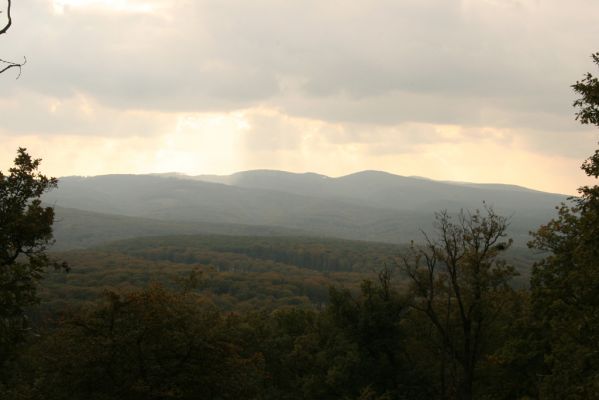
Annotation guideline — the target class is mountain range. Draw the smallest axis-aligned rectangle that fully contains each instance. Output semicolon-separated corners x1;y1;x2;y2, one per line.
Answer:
45;170;568;249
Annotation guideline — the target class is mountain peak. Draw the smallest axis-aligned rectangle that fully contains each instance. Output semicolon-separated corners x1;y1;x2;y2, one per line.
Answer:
232;169;329;179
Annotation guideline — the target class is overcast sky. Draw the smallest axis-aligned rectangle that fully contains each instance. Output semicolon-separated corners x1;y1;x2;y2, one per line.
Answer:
1;0;598;194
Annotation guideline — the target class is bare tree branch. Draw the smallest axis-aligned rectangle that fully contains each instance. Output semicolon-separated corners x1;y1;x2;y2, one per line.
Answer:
0;0;25;78
398;207;516;399
0;56;26;78
0;0;12;35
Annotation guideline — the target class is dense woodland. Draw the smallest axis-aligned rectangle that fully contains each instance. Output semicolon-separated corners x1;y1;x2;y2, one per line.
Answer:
34;234;536;317
1;49;599;399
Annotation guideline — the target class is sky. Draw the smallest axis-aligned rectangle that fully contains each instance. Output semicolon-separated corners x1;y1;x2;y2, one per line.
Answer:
0;0;598;195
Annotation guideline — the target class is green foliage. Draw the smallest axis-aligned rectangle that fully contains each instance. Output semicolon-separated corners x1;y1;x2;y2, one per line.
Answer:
0;148;65;381
474;290;543;399
399;208;517;399
573;53;599;127
39;245;372;315
10;276;434;400
529;52;599;399
237;270;430;400
99;234;400;273
325;270;431;399
34;234;423;317
14;285;264;400
37;234;535;318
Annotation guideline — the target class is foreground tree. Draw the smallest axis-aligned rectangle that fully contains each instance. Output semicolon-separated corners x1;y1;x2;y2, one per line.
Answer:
0;148;63;381
14;285;264;400
243;270;428;400
399;208;516;400
529;52;599;399
325;271;429;399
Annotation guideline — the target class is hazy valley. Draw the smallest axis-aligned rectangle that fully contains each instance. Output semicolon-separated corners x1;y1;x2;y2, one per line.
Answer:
46;169;567;250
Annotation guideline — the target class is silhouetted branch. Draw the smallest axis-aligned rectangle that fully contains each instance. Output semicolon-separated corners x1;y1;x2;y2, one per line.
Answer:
0;0;12;35
1;0;25;78
0;56;26;78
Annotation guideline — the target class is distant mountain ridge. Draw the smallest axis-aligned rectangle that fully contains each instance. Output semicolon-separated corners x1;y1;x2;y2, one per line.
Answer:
189;169;555;193
161;169;566;212
46;170;569;249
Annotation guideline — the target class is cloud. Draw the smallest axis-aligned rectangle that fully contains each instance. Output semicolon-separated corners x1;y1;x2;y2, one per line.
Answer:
1;0;598;195
0;89;174;136
0;105;595;195
4;0;597;120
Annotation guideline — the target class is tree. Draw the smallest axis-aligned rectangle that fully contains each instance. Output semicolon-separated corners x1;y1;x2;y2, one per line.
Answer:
243;270;428;400
573;53;599;127
15;285;264;400
399;208;516;400
529;52;599;399
1;0;26;77
0;148;64;380
325;270;429;399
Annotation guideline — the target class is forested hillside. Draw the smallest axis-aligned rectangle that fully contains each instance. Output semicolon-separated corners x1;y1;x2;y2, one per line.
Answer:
3;157;557;400
39;235;387;314
51;206;309;250
2;149;597;399
44;170;567;247
38;234;537;315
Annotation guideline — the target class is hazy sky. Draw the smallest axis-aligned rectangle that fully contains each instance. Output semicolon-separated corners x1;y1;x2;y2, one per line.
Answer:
1;0;598;194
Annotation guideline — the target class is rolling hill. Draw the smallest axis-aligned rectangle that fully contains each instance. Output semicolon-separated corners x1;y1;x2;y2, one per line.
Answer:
45;170;568;249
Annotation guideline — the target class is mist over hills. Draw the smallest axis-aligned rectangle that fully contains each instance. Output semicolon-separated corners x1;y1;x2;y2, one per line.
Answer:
46;170;568;249
51;206;310;251
194;169;563;212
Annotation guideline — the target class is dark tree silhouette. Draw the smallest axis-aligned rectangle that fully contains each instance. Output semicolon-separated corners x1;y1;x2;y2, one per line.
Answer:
529;51;599;399
399;208;516;400
0;0;26;77
0;148;66;383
